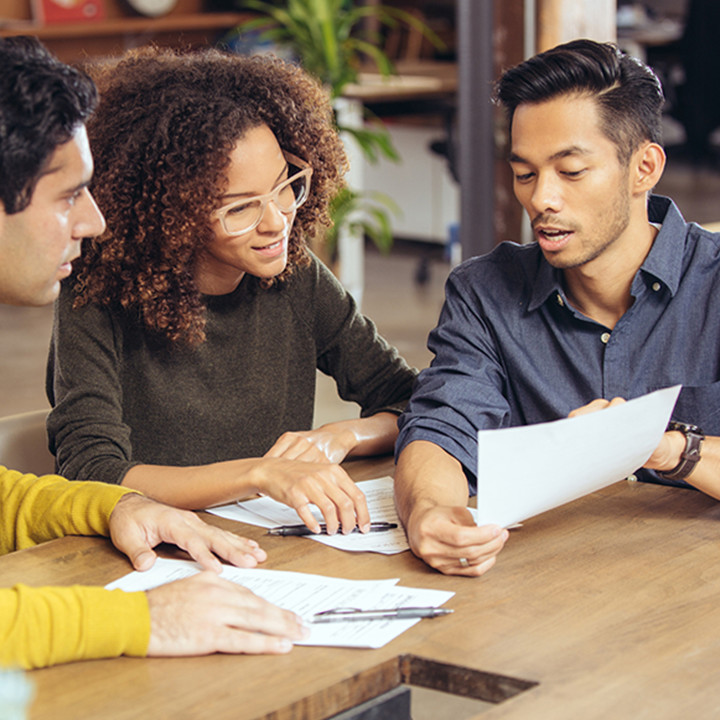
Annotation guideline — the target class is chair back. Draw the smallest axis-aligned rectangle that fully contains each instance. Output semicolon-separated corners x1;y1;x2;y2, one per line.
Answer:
0;409;56;476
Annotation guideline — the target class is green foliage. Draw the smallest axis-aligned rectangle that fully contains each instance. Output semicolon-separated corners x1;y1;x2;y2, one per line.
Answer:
230;0;441;254
323;186;400;260
340;121;400;164
234;0;440;99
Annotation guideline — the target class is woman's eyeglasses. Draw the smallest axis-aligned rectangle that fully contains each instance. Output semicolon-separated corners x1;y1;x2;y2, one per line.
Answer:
212;151;312;236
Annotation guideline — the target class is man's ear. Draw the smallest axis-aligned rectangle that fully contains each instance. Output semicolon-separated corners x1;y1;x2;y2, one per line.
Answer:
631;141;666;195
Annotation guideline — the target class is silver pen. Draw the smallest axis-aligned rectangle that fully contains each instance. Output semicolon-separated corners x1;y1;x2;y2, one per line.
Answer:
267;522;397;536
311;607;453;623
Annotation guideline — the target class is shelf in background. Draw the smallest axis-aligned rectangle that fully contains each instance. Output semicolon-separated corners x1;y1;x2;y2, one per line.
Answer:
0;12;247;38
0;12;249;62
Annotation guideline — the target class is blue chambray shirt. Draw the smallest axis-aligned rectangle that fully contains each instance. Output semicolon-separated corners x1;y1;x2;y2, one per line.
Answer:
397;195;720;491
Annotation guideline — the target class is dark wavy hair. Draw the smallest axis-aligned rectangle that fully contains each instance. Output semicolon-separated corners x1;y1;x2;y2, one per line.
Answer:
494;39;664;164
0;36;97;214
74;46;347;346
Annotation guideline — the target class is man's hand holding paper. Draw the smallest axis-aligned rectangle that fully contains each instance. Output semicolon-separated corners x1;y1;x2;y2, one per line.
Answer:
404;504;508;577
397;387;684;578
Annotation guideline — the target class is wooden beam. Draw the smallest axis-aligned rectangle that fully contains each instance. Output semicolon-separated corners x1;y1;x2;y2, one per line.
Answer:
536;0;616;51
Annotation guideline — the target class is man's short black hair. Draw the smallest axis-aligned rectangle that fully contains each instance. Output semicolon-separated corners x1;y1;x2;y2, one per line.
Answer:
494;38;664;164
0;36;97;214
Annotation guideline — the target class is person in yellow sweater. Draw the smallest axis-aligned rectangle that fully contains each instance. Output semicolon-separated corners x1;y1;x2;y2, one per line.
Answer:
0;36;307;670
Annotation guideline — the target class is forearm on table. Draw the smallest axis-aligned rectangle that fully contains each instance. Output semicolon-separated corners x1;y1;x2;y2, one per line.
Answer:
121;458;269;510
320;412;400;458
394;440;470;526
0;584;148;669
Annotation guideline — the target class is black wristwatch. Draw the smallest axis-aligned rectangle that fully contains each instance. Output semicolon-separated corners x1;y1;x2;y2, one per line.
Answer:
658;421;704;481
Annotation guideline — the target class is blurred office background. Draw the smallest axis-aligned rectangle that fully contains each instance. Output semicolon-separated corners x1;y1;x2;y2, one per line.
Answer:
1;4;719;716
1;0;719;426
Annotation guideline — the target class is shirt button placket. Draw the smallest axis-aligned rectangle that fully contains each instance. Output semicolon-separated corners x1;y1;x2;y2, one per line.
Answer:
600;330;615;399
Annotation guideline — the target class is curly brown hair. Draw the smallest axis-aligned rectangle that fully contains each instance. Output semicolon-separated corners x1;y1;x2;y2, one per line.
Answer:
74;46;347;346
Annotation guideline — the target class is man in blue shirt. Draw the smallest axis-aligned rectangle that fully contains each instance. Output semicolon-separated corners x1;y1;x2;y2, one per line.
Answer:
394;39;720;577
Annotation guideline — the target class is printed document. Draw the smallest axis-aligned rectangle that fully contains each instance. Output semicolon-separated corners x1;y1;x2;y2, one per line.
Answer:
106;558;453;649
475;385;681;527
207;477;409;554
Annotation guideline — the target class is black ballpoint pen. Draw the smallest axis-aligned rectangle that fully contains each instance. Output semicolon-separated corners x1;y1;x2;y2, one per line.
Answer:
267;522;398;536
311;607;453;623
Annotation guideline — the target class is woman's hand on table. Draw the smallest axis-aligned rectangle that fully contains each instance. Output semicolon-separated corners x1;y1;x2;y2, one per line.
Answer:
253;456;370;535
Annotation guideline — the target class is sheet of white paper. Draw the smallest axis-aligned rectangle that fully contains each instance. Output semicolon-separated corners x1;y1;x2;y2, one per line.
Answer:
207;502;276;528
306;583;455;649
207;477;409;554
106;558;452;649
475;385;682;528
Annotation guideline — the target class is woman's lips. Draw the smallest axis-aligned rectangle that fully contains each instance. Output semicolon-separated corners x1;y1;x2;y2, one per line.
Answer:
252;237;286;257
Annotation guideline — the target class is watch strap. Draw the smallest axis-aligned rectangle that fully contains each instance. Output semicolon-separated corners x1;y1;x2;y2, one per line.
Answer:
658;421;704;481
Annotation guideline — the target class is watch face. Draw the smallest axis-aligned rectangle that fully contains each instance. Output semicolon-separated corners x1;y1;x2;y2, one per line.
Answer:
125;0;178;17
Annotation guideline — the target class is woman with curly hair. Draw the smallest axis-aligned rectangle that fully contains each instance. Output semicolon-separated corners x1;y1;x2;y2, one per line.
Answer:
46;46;417;534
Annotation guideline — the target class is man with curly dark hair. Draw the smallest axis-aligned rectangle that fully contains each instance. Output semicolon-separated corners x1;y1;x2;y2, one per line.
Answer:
1;37;307;669
46;46;416;533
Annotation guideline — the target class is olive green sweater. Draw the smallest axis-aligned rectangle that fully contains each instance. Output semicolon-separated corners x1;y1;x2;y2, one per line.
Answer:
47;254;416;485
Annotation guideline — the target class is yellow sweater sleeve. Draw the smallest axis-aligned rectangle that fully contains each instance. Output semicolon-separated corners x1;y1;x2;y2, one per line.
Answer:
0;465;136;552
0;466;151;667
0;585;149;669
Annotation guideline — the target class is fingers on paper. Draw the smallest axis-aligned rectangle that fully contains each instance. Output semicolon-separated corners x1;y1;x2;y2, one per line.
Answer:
288;469;370;535
146;572;307;657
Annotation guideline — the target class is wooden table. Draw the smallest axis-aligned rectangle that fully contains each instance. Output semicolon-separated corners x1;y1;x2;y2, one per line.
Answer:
5;457;720;719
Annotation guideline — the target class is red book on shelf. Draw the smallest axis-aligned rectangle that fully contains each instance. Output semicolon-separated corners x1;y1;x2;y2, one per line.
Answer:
32;0;106;24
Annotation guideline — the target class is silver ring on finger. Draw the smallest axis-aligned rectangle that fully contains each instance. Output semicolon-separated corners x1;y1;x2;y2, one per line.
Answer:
459;557;469;569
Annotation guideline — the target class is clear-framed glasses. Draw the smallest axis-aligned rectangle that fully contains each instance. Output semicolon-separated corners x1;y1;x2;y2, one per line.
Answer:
211;151;313;236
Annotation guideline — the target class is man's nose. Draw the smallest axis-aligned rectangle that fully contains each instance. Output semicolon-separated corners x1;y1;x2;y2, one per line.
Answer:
530;173;562;215
73;188;106;239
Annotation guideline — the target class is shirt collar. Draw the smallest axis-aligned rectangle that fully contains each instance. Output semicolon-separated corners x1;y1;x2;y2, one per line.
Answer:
527;249;564;312
639;195;685;296
527;194;686;312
